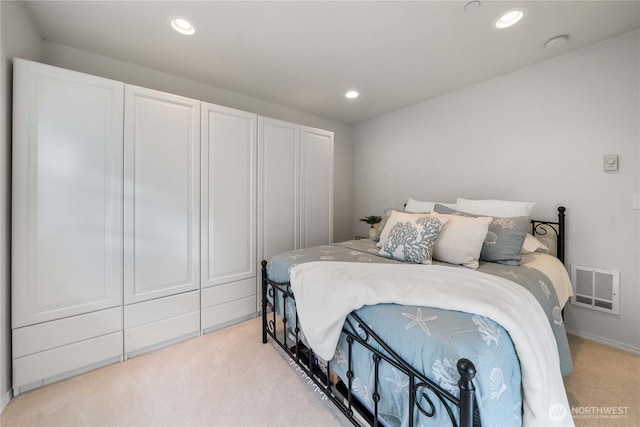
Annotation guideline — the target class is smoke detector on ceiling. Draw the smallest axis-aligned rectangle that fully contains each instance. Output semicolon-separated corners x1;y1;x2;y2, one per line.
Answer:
464;1;481;13
545;35;569;49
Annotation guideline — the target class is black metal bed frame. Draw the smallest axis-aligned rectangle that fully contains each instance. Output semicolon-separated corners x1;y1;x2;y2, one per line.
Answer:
532;206;565;264
261;206;566;427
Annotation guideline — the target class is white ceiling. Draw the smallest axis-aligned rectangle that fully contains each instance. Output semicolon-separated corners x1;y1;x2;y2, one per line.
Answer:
23;1;640;125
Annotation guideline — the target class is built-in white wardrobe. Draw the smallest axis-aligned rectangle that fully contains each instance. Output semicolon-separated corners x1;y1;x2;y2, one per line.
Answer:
11;58;333;395
12;59;125;395
123;86;201;358
257;117;334;264
200;103;258;333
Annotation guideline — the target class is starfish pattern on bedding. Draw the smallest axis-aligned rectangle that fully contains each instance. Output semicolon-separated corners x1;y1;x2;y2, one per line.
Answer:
499;269;521;281
539;280;551;299
402;308;437;335
385;367;409;394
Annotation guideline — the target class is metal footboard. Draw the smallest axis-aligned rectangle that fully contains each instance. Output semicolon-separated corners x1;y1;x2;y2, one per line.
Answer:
261;260;479;427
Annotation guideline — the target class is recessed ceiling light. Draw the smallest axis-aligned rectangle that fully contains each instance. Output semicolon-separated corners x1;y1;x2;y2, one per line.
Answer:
170;17;196;35
345;90;359;99
494;8;526;29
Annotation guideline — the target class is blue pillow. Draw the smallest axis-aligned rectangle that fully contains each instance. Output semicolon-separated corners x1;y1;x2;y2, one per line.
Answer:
434;204;529;266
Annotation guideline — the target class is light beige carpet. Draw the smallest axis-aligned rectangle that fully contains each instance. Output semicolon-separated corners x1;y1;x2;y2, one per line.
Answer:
564;335;640;427
1;318;349;427
1;318;638;426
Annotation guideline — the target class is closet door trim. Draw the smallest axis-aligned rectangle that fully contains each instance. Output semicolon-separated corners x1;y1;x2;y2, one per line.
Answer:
12;59;124;328
123;85;201;304
257;116;300;264
299;126;334;248
201;103;257;288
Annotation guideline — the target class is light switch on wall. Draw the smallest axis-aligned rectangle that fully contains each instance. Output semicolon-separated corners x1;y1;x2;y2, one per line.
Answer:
603;154;618;171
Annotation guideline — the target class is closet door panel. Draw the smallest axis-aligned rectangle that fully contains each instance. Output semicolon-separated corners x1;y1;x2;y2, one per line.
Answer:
257;117;299;262
299;126;334;248
201;104;257;288
124;86;200;304
12;59;124;328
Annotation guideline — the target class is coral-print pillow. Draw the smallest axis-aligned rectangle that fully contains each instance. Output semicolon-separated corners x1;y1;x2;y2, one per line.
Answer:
378;211;447;264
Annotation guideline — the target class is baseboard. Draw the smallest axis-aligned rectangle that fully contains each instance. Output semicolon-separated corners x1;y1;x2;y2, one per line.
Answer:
1;389;12;414
565;328;640;355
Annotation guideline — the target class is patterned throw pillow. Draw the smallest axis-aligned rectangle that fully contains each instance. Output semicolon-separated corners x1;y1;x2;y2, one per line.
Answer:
378;211;447;264
374;208;400;242
434;204;529;265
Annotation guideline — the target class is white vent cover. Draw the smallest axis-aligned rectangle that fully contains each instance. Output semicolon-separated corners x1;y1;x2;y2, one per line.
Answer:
571;265;619;314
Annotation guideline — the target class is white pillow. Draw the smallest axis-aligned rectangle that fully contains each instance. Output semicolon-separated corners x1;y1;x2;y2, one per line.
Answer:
377;211;448;264
521;233;549;254
456;198;535;218
405;198;456;213
430;212;493;269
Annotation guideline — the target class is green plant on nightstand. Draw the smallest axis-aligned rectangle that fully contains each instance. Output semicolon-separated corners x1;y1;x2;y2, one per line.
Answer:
359;215;382;239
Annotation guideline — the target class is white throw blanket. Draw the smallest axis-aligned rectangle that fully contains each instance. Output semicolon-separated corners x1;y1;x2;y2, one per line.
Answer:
290;261;574;427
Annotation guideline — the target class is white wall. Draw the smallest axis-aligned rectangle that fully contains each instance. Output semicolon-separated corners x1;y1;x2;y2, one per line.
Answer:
0;0;43;410
353;30;640;353
41;41;354;244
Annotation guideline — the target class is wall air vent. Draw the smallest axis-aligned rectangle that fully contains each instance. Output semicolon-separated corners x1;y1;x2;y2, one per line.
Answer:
570;265;620;314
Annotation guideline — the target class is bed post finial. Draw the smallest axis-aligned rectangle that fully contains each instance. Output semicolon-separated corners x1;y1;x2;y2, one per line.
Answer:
261;260;268;344
457;358;476;427
557;206;566;264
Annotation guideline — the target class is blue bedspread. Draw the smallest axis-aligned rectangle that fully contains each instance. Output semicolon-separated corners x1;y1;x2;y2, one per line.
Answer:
267;239;573;427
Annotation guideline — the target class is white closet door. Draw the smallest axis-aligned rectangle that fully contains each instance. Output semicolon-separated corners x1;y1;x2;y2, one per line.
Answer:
12;59;124;328
299;126;334;248
201;104;257;288
124;86;200;304
257;117;299;263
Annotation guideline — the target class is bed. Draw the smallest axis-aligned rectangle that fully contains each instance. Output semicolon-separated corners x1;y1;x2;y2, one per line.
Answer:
261;202;573;427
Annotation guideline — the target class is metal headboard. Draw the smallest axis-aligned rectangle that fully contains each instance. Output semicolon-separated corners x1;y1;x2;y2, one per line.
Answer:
531;206;565;264
400;203;566;264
